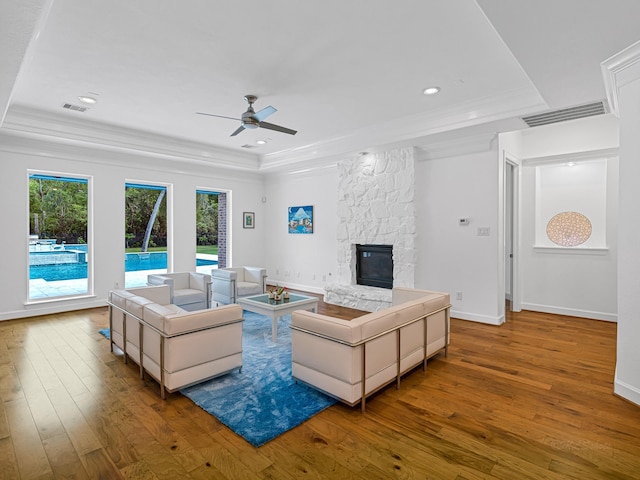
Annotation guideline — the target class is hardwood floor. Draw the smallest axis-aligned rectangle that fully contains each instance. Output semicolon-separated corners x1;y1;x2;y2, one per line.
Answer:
1;299;639;479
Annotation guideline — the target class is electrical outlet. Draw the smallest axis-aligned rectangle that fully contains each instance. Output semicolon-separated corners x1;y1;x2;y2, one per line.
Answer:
456;291;463;300
322;275;326;282
296;271;300;278
276;269;279;275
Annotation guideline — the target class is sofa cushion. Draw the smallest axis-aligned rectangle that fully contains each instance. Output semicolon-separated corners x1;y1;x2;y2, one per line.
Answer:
237;281;262;296
292;311;364;344
173;288;206;306
143;303;187;332
165;304;242;335
142;303;242;336
109;289;135;309
357;307;402;340
392;287;446;305
125;295;155;319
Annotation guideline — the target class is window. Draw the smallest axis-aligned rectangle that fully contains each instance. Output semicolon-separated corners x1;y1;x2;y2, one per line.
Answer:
195;190;220;273
125;182;168;287
28;173;90;300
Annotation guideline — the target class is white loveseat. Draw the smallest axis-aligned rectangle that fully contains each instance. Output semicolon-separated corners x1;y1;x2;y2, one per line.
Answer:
290;287;450;411
147;272;211;311
211;266;267;305
108;284;243;398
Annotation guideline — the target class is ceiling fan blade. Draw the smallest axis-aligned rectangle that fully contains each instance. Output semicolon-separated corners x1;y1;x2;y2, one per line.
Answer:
253;105;277;122
230;125;246;136
196;112;241;121
258;121;297;135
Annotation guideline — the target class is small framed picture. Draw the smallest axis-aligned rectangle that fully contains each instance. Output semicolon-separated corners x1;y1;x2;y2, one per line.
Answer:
243;212;255;229
288;205;313;234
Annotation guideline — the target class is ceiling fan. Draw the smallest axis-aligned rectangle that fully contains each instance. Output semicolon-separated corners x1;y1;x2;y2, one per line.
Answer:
196;95;297;137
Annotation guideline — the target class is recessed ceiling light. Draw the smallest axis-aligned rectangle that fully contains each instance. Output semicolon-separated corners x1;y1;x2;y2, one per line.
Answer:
78;96;97;104
423;86;440;95
256;139;267;145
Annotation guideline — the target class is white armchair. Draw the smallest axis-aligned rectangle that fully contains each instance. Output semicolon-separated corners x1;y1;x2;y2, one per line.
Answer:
211;266;267;305
147;272;211;311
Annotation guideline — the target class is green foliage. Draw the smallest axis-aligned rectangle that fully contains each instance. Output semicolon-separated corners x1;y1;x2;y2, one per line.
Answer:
29;177;88;243
196;192;218;246
125;187;167;248
29;179;219;249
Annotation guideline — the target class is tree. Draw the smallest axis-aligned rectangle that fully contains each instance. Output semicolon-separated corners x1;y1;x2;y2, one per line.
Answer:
29;176;88;243
125;186;167;249
141;189;165;252
196;192;218;245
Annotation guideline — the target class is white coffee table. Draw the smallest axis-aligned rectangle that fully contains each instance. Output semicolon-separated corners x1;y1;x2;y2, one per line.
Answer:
237;293;318;341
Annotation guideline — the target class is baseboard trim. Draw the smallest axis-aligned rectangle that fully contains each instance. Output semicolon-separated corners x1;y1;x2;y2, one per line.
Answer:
520;302;617;322
450;309;504;325
0;299;107;321
614;368;640;407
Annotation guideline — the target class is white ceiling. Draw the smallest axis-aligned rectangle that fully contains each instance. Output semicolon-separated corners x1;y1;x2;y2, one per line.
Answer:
2;0;640;170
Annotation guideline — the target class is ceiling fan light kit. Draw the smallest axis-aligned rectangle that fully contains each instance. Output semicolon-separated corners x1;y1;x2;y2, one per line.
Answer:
197;94;297;137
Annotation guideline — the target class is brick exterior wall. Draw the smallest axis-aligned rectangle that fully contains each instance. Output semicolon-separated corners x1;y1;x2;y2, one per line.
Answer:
217;192;227;268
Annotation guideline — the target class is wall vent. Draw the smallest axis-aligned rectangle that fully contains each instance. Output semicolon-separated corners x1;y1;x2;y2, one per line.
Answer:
521;101;608;128
62;103;88;112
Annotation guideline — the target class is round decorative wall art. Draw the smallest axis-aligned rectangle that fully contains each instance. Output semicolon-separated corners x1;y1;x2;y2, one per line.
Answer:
546;211;592;247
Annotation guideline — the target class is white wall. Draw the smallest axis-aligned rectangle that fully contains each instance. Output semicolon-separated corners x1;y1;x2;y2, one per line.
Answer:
504;115;619;321
416;140;503;324
262;166;338;293
0;132;265;320
264;142;507;324
615;65;640;405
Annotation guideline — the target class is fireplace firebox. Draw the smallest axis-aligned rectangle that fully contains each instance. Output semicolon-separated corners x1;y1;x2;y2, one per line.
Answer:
356;244;393;289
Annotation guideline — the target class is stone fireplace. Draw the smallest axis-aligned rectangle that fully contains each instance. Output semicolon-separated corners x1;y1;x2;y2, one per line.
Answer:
324;147;416;311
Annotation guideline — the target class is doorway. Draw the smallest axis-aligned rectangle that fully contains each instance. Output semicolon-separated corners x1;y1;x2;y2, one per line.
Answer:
505;159;520;313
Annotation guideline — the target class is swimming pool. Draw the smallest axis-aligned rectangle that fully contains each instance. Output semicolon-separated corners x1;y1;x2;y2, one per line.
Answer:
29;250;217;281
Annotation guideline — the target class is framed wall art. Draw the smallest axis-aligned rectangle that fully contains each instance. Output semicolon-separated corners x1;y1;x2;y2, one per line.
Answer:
243;211;255;229
288;205;313;234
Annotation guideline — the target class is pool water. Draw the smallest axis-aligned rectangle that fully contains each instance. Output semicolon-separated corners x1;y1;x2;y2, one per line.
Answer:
29;251;217;281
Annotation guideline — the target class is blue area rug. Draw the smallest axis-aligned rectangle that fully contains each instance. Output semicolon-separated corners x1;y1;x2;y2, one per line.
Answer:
100;312;336;446
181;311;336;446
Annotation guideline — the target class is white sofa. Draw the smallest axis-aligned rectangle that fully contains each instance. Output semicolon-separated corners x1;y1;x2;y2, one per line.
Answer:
108;284;243;398
290;287;450;412
211;266;267;305
147;272;211;311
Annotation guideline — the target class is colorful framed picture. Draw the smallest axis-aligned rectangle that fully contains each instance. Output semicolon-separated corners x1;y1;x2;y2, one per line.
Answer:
243;212;255;229
288;205;313;234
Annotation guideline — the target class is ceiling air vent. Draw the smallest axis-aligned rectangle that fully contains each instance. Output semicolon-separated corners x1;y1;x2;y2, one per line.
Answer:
62;103;88;112
521;101;608;128
240;144;256;149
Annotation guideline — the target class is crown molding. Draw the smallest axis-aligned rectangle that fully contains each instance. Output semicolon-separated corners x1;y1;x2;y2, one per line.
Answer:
3;83;546;176
259;85;546;168
522;147;619;167
602;40;640;117
415;132;498;162
2;105;259;171
0;128;264;184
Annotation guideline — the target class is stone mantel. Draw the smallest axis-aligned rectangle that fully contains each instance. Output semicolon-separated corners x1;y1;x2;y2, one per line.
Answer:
324;284;392;312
